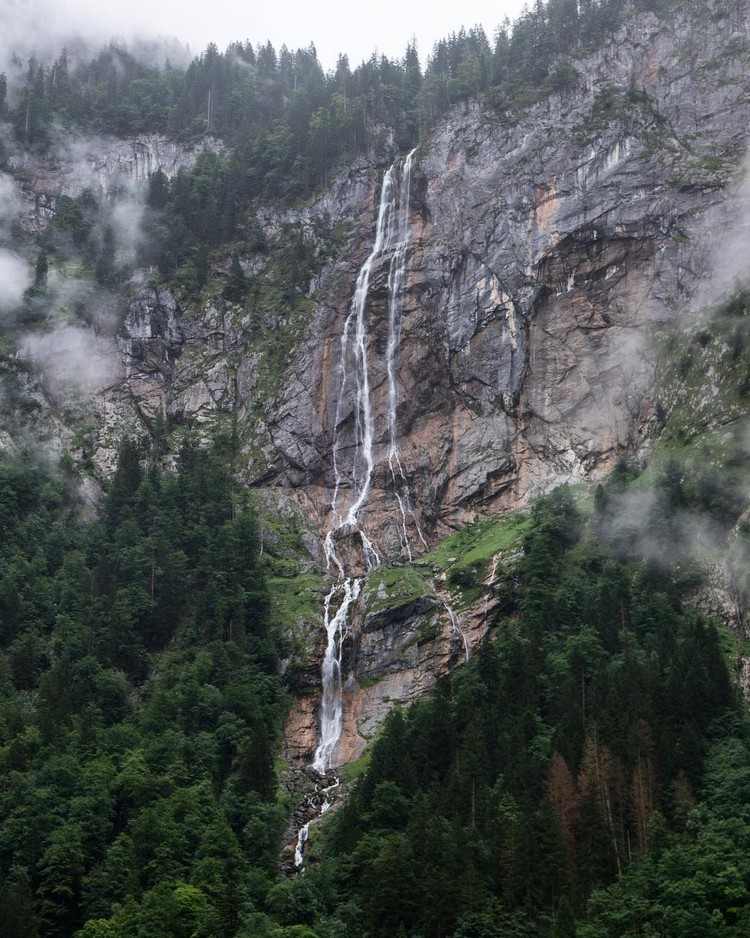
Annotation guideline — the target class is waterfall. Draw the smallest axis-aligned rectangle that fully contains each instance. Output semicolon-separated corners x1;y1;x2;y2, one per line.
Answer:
484;553;501;624
298;152;424;869
443;600;470;663
311;150;421;780
311;166;399;778
294;822;309;869
293;778;340;870
312;578;361;773
314;152;419;778
326;163;398;571
385;147;426;560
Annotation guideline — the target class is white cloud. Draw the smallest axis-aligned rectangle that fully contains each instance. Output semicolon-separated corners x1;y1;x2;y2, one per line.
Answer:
0;0;528;72
0;249;32;310
691;154;750;311
20;324;122;396
111;190;146;266
0;172;23;233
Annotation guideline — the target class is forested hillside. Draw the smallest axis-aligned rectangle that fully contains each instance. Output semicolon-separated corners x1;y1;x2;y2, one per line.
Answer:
0;440;287;937
3;451;748;936
267;480;748;938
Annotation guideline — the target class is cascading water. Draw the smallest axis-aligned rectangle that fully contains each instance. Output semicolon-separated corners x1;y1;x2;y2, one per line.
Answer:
325;162;398;571
315;151;421;774
294;823;309;869
385;147;427;560
443;599;470;663
484;553;501;624
311;578;361;773
297;152;421;870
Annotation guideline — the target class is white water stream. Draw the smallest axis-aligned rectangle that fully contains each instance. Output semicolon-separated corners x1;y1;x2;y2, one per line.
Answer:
298;151;422;869
443;599;470;663
385;147;426;561
311;577;361;773
294;822;309;869
314;151;421;774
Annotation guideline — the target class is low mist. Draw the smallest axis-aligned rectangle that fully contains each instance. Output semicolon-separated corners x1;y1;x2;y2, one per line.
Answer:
20;325;122;398
0;250;32;311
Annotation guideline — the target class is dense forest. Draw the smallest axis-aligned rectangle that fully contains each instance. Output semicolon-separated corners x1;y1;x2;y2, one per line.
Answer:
265;480;747;938
1;447;748;936
0;439;288;938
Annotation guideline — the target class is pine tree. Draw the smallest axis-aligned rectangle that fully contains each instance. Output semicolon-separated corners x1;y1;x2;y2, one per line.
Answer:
223;254;247;303
106;438;143;527
0;866;39;938
95;225;116;285
147;168;169;209
578;732;624;878
547;752;579;865
34;250;48;290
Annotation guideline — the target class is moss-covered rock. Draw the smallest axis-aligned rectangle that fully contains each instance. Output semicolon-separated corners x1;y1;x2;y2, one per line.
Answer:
362;565;432;616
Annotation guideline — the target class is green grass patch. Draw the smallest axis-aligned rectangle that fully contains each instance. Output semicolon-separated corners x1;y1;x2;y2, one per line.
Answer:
420;512;531;575
415;511;531;609
268;573;323;629
340;749;372;784
364;565;431;615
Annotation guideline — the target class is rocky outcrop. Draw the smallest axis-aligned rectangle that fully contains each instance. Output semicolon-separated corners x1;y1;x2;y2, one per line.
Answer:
12;6;750;540
284;531;522;767
7;129;222;232
271;2;750;769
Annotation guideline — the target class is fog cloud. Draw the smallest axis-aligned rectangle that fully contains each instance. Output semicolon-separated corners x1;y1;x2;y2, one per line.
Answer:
693;154;750;312
0;0;191;80
0;249;32;310
0;0;527;74
111;188;146;266
0;172;23;233
20;325;122;397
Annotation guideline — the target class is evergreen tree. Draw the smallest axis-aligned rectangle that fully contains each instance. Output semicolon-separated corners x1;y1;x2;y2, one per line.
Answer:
224;254;247;303
95;225;117;286
33;250;48;290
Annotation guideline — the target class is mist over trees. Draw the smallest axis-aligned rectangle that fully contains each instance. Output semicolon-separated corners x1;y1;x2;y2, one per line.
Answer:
3;0;678;190
0;0;687;288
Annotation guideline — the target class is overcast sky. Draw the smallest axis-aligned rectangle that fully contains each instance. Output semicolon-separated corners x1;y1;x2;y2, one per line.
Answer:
1;0;529;70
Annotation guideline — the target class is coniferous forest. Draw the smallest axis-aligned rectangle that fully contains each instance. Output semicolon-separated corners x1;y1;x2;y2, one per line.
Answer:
2;0;750;935
2;446;748;936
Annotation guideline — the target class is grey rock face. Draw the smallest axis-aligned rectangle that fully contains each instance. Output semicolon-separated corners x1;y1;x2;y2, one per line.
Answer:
248;3;750;556
5;6;749;538
7;130;222;233
11;2;741;557
277;1;750;766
